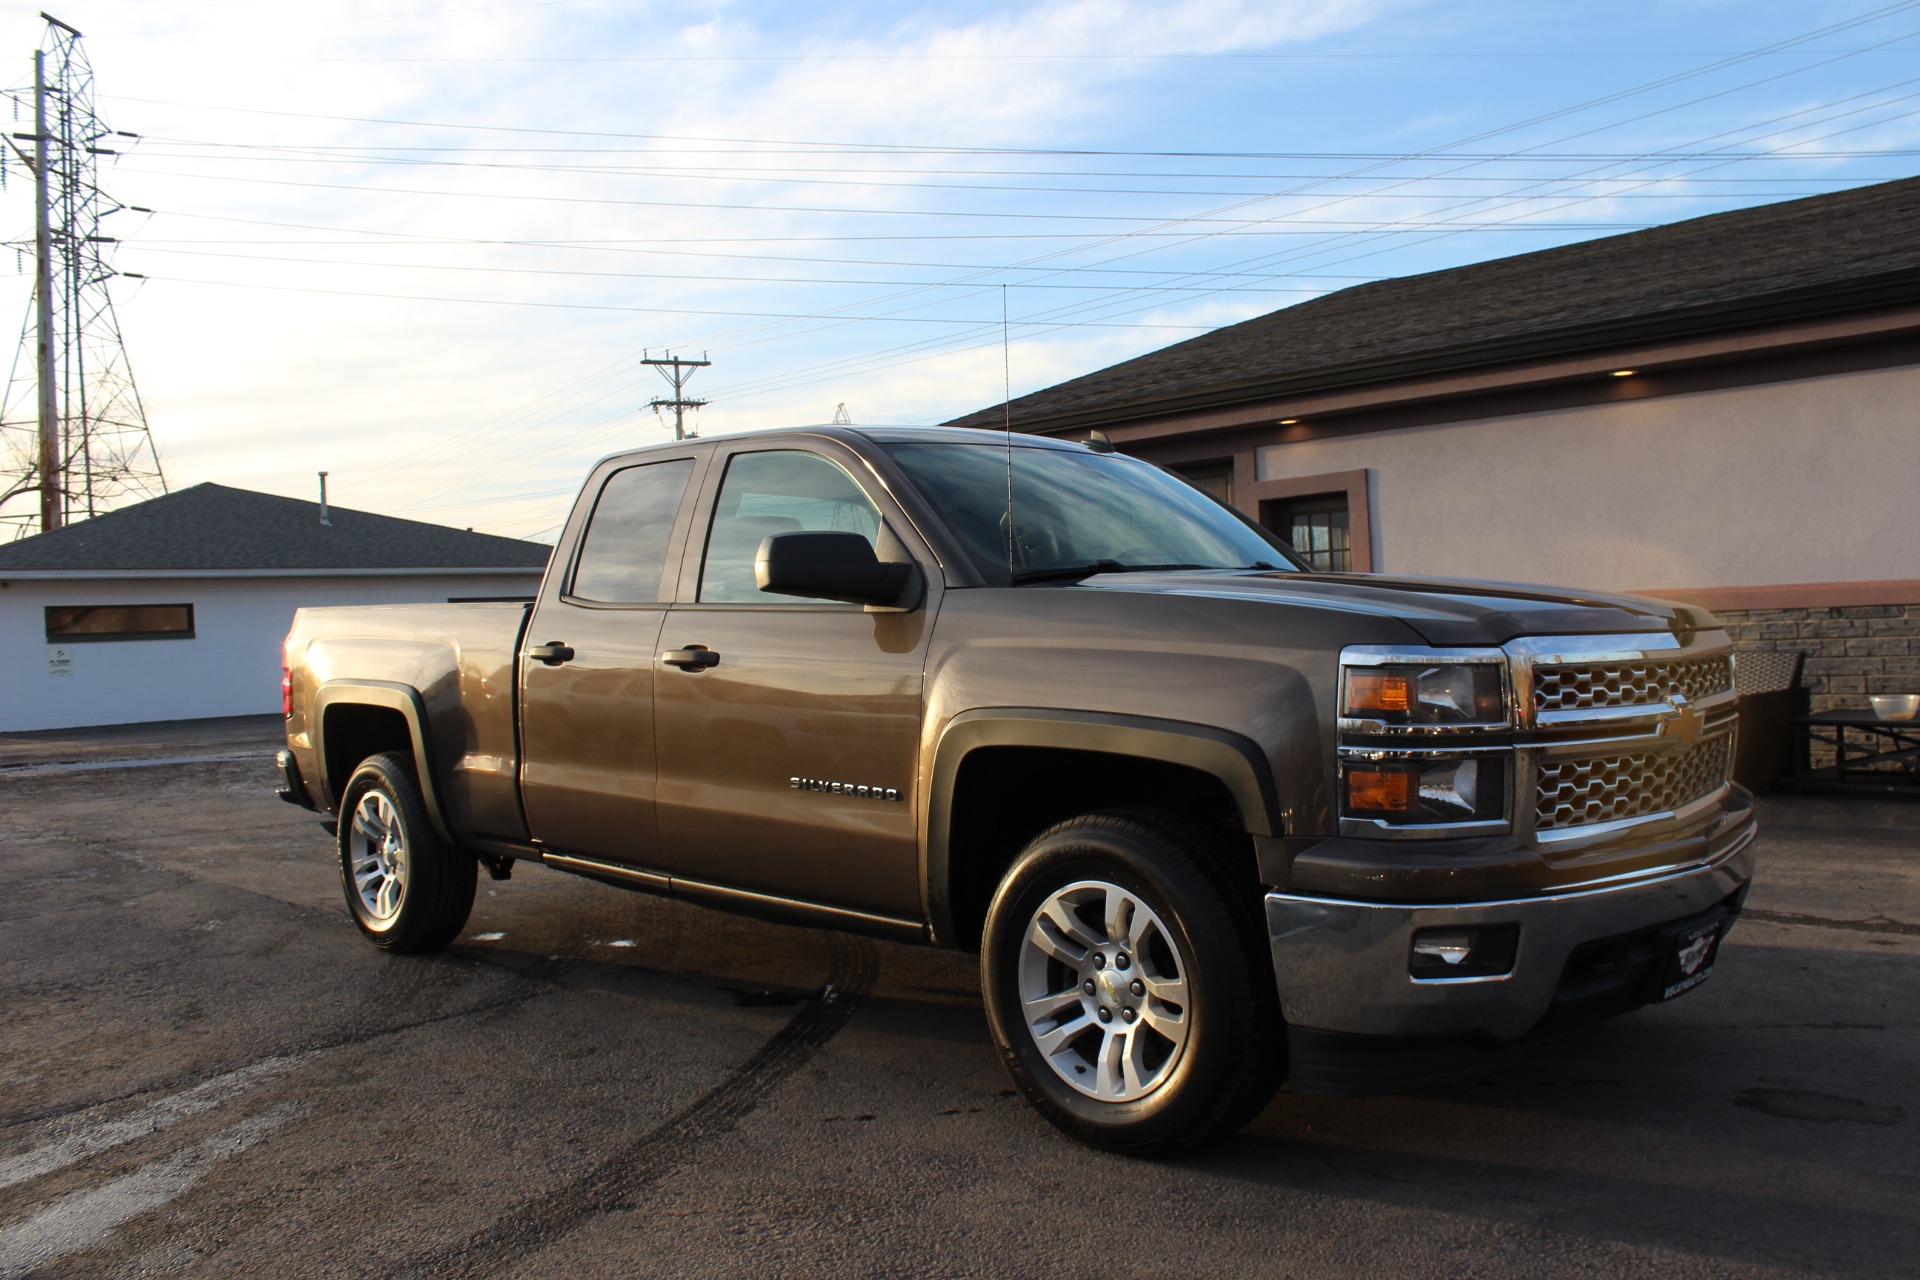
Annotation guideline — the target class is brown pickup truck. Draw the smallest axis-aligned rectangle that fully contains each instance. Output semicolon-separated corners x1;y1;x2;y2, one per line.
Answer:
278;425;1757;1153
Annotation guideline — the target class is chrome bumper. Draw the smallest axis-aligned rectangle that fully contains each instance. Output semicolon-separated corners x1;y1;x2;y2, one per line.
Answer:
1264;808;1758;1042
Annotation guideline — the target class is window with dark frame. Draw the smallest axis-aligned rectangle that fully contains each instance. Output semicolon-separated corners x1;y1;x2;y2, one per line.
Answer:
699;451;883;604
568;458;695;603
1263;493;1351;572
1168;460;1233;506
44;603;195;642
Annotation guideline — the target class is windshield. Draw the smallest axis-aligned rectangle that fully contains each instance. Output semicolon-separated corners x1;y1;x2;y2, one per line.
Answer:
881;441;1300;583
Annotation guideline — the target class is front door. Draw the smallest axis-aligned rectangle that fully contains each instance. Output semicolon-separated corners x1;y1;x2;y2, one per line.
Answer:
651;444;936;918
518;451;704;865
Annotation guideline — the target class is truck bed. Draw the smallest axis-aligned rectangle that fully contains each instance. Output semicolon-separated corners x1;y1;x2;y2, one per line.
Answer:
284;602;533;844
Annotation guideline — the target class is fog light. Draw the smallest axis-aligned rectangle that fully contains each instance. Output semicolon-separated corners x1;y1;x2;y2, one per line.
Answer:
1409;924;1519;980
1412;932;1475;966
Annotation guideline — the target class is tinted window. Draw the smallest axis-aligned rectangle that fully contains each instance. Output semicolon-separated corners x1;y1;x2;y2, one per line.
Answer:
700;451;882;604
45;603;194;641
881;442;1295;582
569;459;694;603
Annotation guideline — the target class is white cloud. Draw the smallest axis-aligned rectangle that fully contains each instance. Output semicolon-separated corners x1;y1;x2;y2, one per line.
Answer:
1;0;1395;536
7;0;1899;539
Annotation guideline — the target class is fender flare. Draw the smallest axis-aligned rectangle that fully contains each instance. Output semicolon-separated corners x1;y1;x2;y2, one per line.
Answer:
311;680;456;844
922;708;1281;946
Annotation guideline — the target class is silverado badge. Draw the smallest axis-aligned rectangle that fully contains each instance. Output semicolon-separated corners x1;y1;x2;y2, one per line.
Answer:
790;776;902;802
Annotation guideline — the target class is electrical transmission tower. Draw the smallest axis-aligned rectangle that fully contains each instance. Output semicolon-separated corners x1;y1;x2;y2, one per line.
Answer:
641;351;709;440
830;402;852;425
0;14;163;540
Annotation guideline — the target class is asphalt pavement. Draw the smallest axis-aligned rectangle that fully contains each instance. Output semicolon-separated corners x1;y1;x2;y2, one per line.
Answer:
1;720;1915;1278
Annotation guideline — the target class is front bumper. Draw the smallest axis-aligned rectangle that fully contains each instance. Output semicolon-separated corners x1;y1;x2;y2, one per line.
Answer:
1264;801;1758;1046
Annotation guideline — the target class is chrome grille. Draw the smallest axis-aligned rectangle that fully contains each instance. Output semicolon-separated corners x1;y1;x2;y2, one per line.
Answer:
1533;655;1733;714
1535;734;1733;830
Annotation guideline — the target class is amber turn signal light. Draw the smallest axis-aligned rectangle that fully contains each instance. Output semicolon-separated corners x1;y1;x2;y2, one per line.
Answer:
1347;671;1412;715
1346;767;1413;813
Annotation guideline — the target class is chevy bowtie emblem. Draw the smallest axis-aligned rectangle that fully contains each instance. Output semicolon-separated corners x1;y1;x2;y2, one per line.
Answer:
1660;693;1703;744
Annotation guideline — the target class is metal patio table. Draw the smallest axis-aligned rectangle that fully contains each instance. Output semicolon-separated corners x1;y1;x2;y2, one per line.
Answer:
1793;708;1920;793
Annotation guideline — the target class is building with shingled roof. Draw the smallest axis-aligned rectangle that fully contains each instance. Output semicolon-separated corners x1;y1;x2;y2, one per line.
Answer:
951;174;1920;718
0;483;548;731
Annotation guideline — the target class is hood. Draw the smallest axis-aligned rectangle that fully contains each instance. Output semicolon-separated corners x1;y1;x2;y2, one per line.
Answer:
1075;569;1712;647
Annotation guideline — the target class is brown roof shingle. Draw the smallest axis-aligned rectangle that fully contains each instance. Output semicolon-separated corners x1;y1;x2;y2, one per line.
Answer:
948;174;1920;432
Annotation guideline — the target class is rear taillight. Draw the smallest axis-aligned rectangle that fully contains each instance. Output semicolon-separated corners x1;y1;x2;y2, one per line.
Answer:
281;666;292;717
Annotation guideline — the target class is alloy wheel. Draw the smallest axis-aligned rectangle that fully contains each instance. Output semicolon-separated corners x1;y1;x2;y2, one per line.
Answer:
348;790;408;922
1016;879;1192;1102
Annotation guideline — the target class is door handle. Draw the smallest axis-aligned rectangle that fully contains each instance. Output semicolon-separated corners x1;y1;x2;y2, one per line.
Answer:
528;641;575;666
661;645;720;670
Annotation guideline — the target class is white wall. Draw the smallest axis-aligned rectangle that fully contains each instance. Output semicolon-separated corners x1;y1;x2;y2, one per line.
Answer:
0;573;539;732
1256;362;1920;593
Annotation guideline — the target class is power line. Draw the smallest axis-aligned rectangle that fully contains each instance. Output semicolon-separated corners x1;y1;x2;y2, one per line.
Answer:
130;275;1221;327
115;246;1352;292
621;6;1920;380
105;164;1685;227
77;3;1920;525
117;141;1899;199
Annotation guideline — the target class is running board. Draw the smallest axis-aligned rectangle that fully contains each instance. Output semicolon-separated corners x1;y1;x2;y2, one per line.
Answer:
539;852;927;944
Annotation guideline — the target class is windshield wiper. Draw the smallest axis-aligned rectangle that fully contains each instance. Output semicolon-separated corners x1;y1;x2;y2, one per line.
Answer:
1011;561;1214;585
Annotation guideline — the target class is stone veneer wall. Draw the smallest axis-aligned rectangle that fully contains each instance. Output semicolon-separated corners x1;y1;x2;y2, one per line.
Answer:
1713;603;1920;713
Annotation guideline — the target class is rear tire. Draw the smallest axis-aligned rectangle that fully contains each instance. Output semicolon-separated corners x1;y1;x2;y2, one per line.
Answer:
980;810;1283;1156
337;751;475;953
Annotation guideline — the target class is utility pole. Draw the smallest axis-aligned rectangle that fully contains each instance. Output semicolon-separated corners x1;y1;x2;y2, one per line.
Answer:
32;48;57;532
0;15;165;540
641;351;709;440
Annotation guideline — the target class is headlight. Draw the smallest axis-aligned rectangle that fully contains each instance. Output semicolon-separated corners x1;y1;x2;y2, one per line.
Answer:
1341;755;1509;826
1342;663;1506;727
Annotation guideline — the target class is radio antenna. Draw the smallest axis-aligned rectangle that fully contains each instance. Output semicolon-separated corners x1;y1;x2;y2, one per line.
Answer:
1002;285;1015;581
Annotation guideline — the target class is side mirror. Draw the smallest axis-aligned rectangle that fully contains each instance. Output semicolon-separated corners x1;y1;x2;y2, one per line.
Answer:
755;531;920;608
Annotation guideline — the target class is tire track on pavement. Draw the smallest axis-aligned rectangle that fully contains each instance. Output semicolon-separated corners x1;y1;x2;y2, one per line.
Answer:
0;954;576;1132
401;931;881;1280
1742;908;1920;937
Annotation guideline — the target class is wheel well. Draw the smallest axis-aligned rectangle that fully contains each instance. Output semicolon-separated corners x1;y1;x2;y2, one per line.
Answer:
943;746;1255;950
321;703;415;805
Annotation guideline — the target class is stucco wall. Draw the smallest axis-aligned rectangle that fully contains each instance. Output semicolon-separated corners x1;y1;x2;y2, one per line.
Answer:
1255;362;1920;593
0;573;539;732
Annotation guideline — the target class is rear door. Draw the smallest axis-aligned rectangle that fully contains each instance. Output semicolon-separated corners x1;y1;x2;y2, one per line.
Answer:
650;439;940;918
518;448;707;865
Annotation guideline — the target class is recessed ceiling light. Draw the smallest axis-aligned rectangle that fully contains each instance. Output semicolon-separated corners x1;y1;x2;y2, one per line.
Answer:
1279;418;1299;425
1611;369;1635;378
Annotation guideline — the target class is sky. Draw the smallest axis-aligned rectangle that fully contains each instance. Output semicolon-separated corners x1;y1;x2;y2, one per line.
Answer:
0;0;1916;542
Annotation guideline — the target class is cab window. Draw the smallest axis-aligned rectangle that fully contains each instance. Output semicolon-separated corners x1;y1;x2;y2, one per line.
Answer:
699;451;882;604
569;459;695;603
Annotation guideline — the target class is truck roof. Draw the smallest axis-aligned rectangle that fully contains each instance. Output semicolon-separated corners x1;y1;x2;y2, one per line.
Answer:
597;423;1096;467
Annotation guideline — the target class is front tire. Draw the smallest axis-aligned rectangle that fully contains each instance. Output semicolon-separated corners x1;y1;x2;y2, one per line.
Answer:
338;752;475;953
981;810;1282;1155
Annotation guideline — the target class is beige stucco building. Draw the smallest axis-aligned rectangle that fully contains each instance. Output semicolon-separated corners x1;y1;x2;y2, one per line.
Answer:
952;175;1920;714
